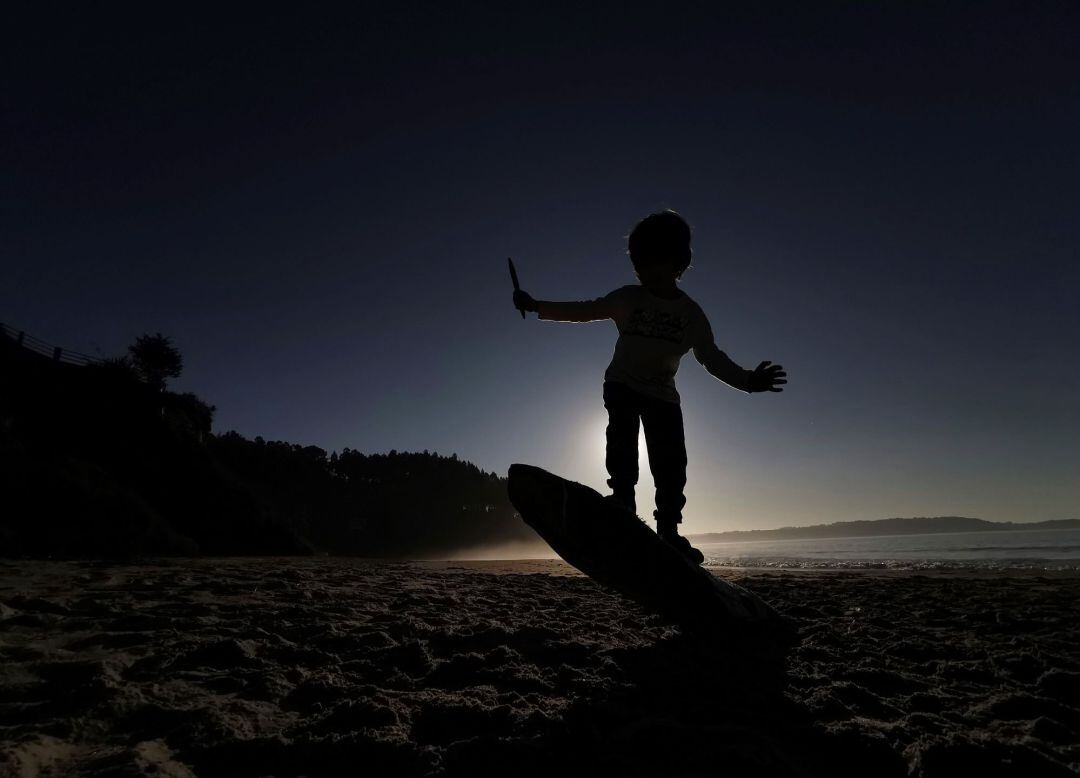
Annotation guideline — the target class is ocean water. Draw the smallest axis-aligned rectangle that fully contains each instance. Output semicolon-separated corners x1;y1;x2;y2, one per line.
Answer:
699;528;1080;571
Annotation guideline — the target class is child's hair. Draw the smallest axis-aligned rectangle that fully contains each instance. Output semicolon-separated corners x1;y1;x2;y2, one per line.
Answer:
627;210;692;276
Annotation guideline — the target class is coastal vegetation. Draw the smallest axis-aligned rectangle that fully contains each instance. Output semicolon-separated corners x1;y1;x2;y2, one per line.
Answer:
0;328;528;559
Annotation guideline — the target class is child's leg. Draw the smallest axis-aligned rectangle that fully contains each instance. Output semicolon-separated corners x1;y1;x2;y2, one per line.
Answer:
640;396;687;529
603;380;640;513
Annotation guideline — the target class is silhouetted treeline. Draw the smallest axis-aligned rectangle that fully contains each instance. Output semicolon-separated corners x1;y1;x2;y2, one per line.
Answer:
210;437;526;556
0;330;529;559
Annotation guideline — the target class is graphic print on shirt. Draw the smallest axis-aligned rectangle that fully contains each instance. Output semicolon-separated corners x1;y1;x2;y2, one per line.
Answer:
623;308;689;344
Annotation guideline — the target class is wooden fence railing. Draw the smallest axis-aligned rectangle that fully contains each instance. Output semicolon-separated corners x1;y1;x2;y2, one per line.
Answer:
0;322;103;367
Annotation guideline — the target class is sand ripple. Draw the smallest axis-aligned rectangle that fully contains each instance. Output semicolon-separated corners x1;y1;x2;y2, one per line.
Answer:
1;559;1078;776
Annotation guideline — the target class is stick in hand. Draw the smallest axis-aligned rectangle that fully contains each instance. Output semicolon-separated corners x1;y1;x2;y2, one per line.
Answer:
508;257;525;319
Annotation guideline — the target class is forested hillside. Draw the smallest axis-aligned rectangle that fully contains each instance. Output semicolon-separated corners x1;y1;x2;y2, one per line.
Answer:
0;329;530;558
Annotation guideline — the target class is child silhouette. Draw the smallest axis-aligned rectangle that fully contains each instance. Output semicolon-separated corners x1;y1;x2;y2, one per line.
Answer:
513;210;786;564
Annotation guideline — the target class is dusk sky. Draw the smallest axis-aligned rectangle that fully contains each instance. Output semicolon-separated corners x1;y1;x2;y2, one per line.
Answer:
4;4;1078;532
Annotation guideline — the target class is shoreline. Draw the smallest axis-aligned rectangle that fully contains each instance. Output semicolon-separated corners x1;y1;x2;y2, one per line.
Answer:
6;555;1079;573
413;558;1080;579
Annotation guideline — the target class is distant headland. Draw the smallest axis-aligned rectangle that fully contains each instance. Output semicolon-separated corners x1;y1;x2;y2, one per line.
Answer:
689;517;1080;544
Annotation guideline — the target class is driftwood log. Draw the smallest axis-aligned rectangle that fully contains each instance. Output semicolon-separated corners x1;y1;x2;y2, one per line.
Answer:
508;463;796;645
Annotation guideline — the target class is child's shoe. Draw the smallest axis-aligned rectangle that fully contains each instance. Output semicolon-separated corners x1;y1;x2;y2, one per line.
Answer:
604;492;637;516
657;525;705;565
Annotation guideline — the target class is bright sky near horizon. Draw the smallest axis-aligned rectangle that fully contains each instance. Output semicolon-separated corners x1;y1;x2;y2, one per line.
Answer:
4;4;1078;532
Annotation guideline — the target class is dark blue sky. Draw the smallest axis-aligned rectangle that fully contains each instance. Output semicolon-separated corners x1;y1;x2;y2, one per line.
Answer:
4;3;1078;530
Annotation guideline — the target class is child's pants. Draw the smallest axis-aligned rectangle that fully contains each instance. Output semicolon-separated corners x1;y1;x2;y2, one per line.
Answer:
603;379;687;525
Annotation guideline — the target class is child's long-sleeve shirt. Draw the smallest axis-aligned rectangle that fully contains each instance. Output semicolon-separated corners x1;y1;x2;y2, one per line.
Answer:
538;285;749;404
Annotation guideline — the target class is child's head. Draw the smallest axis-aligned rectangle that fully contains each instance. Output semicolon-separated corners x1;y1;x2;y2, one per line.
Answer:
627;210;692;280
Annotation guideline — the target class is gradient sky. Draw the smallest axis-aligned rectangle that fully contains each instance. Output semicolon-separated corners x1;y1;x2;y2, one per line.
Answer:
4;4;1078;532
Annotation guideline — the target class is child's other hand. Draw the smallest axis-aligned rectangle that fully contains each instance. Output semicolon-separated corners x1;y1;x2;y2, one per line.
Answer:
749;361;787;393
513;289;539;313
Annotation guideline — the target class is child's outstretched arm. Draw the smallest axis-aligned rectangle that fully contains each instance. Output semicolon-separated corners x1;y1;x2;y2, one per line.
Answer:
693;323;787;393
513;289;615;323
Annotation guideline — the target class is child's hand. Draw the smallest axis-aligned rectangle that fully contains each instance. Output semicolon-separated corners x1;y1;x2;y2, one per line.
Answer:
748;361;787;393
513;289;539;313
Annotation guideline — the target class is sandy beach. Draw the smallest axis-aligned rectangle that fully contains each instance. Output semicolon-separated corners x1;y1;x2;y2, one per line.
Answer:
1;558;1078;777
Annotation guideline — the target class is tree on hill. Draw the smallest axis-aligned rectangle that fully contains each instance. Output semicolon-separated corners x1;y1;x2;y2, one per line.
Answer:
129;333;183;391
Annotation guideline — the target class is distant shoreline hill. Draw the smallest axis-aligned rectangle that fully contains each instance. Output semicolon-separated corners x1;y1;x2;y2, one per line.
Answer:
690;517;1080;544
